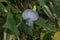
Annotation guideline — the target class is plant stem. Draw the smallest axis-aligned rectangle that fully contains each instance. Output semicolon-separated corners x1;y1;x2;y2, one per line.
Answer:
3;29;7;40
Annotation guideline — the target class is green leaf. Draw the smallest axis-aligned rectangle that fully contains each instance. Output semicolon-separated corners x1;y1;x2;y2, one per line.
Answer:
40;31;48;40
16;14;22;21
44;25;57;32
0;2;6;9
22;23;33;36
3;13;20;36
35;17;57;32
40;32;46;40
38;0;45;6
43;5;54;19
40;32;52;40
35;17;47;26
55;0;60;2
10;5;21;14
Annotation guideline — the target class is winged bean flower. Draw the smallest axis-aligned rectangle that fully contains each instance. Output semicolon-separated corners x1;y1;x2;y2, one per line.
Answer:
22;9;39;26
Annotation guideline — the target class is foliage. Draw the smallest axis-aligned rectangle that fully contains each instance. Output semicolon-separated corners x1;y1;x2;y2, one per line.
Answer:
0;0;60;40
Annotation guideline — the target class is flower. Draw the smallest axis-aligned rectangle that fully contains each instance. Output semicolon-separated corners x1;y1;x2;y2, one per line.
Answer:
22;9;39;26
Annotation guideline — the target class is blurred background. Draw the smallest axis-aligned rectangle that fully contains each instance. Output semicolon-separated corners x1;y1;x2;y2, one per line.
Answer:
0;0;60;40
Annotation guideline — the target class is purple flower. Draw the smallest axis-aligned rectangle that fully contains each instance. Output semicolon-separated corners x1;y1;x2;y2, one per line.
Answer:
22;9;39;26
